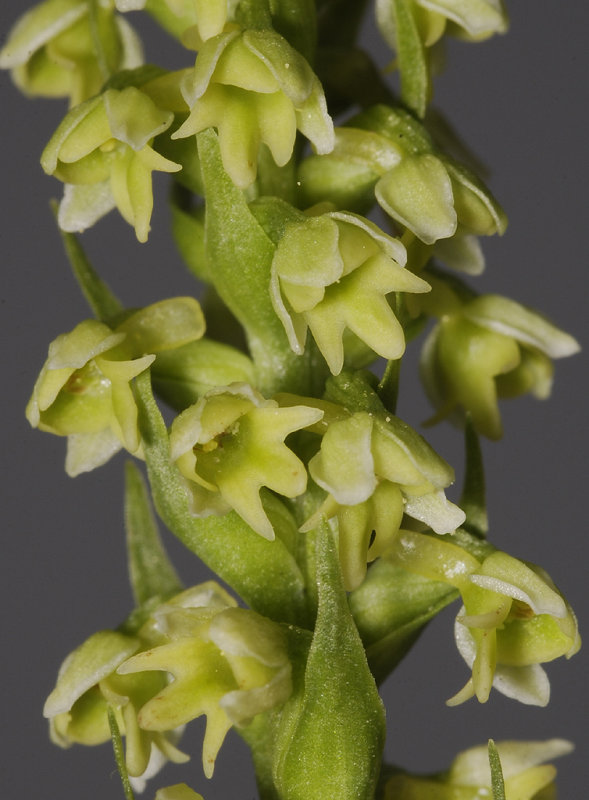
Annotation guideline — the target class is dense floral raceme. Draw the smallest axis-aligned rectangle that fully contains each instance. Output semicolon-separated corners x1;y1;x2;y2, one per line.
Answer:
2;0;583;798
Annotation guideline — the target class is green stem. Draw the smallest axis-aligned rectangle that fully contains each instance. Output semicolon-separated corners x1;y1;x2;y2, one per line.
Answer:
460;415;488;539
52;201;122;323
107;707;135;800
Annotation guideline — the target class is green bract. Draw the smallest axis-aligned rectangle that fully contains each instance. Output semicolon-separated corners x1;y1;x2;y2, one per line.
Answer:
420;294;581;439
169;382;323;539
384;738;572;800
172;27;334;188
118;583;293;778
302;409;465;589
41;85;182;241
43;629;188;791
26;297;204;475
270;210;430;375
0;0;143;106
389;531;580;706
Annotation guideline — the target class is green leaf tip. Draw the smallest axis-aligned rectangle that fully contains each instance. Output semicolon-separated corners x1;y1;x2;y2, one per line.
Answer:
108;706;136;800
124;460;183;608
488;740;507;800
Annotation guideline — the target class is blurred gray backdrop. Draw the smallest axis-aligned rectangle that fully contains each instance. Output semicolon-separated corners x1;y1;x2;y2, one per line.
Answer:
1;3;587;798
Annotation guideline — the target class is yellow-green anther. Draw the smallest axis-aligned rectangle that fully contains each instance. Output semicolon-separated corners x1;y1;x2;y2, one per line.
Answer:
384;738;572;800
388;531;580;706
271;211;429;375
172;28;334;188
420;294;580;439
303;411;464;589
41;86;181;241
0;0;143;106
119;590;292;779
169;383;323;539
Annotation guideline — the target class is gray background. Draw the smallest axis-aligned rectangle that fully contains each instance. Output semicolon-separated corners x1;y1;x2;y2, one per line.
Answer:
1;3;587;798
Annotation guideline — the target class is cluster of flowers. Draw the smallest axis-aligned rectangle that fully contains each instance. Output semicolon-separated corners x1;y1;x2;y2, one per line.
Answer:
44;581;293;787
3;0;581;796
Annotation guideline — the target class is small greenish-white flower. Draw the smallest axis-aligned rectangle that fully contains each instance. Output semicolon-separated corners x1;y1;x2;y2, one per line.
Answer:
302;410;465;589
298;105;506;245
172;28;334;188
0;0;143;106
43;629;188;789
375;0;507;116
384;738;573;800
377;0;508;54
41;85;182;241
270;211;430;375
118;583;293;778
389;531;580;706
169;383;323;539
26;298;205;475
420;294;581;439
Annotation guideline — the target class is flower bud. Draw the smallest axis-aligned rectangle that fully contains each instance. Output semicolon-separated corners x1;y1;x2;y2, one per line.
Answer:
152;337;255;410
384;738;572;800
270;210;430;375
169;383;323;539
388;531;580;706
118;584;293;778
172;28;334;188
420;294;580;439
0;0;143;106
302;409;465;589
41;85;182;241
26;298;204;475
298;105;506;245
